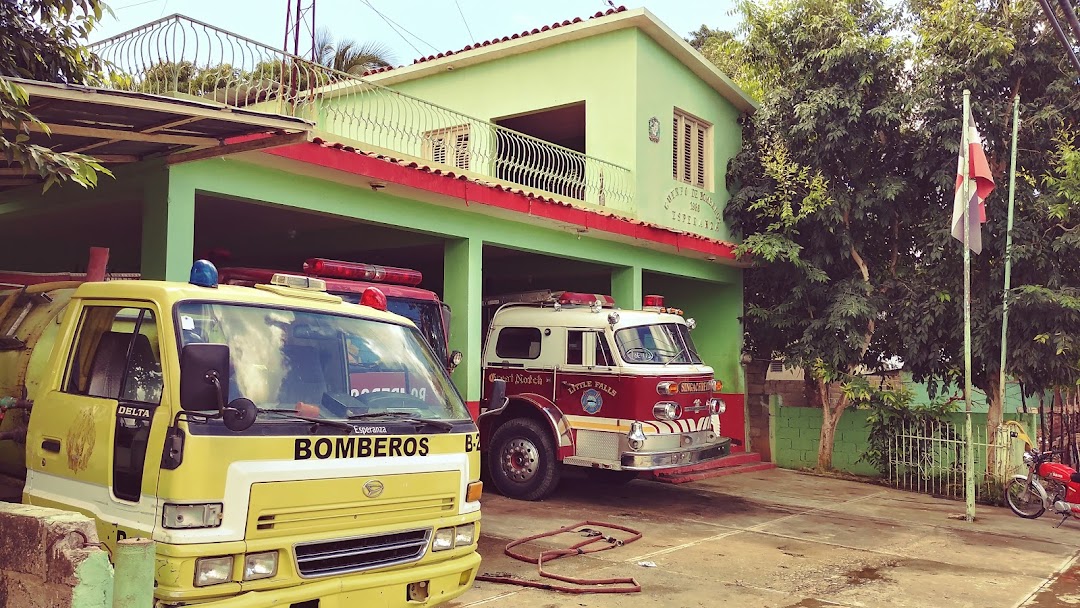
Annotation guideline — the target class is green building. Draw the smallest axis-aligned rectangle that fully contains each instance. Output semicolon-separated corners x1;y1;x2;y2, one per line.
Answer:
0;7;755;438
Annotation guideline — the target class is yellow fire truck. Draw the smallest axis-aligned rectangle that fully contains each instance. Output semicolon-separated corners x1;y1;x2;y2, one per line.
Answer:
0;257;481;607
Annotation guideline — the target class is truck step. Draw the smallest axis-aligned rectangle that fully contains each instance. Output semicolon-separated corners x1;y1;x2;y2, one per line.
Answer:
642;452;774;484
648;461;777;484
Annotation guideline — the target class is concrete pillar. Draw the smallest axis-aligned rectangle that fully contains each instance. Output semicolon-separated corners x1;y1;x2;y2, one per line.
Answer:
141;168;195;281
611;265;642;309
112;538;155;608
444;238;483;414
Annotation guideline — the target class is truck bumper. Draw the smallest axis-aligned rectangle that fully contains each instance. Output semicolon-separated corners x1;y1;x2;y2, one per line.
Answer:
620;437;731;470
176;551;481;608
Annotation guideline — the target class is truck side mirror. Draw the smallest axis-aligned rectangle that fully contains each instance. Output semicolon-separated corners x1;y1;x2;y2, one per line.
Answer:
180;343;231;412
487;378;508;412
448;350;463;373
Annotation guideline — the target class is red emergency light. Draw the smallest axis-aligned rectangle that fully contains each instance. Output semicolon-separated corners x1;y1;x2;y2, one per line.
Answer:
557;292;616;308
360;286;388;311
643;294;665;308
303;258;423;287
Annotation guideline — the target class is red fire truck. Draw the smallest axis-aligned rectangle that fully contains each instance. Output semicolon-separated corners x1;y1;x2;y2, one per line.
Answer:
477;290;734;500
218;258;461;373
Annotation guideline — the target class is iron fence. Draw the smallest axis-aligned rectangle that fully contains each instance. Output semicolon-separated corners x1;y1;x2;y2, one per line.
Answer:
887;419;1023;503
88;15;634;210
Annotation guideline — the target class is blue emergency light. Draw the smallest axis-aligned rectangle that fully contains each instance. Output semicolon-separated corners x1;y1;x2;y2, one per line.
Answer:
189;260;219;288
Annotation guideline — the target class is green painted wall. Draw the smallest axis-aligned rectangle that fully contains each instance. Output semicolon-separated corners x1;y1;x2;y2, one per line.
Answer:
635;32;743;244
643;272;744;393
771;402;1038;477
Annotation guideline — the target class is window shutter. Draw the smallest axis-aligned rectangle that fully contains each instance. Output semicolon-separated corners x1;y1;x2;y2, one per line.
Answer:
682;122;692;184
695;125;706;189
672;110;711;189
671;116;679;180
454;132;470;171
431;135;448;165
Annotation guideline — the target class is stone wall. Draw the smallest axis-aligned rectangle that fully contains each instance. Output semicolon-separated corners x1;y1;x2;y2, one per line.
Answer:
0;504;111;608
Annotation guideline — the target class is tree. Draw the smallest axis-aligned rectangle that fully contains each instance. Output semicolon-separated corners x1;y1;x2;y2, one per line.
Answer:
0;0;111;190
892;0;1080;455
723;0;914;470
716;0;1080;474
314;27;393;75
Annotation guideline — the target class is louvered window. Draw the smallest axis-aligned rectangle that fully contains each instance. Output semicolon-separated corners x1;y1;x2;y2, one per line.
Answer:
672;110;710;189
424;125;470;171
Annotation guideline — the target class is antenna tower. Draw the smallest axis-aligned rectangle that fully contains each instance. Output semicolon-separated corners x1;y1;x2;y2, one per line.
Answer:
284;0;317;61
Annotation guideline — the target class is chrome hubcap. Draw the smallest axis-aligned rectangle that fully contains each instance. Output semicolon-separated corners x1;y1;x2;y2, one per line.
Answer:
501;438;539;483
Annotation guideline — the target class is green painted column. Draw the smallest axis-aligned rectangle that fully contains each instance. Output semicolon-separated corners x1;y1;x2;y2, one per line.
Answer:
141;167;195;281
112;538;155;608
444;237;483;408
611;266;642;309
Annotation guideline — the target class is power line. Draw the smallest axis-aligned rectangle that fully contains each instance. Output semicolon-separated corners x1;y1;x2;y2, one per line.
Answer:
359;0;440;55
113;0;164;10
453;0;476;44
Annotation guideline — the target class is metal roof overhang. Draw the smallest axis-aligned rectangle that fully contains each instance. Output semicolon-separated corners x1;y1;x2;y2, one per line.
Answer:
0;78;313;191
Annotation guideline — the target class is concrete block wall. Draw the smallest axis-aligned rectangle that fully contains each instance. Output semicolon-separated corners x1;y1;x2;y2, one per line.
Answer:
770;403;878;476
770;402;1039;477
0;504;112;608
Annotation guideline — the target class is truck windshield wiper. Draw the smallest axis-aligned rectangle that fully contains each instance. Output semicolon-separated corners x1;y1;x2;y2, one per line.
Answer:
260;408;355;434
662;346;690;366
347;411;455;431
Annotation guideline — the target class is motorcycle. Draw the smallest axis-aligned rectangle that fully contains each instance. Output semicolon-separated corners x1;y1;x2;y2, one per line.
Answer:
1006;446;1080;526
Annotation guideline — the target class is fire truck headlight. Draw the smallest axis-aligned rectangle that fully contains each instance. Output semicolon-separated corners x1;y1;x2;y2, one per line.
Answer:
243;551;278;581
653;402;680;421
455;523;476;547
163;503;223;529
194;556;233;587
708;398;727;415
433;527;455;551
627;421;647;450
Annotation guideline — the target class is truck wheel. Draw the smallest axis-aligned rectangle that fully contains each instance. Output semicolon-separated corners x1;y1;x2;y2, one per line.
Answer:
488;418;561;501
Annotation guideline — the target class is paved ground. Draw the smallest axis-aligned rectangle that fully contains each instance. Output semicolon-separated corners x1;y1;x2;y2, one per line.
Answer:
447;468;1080;608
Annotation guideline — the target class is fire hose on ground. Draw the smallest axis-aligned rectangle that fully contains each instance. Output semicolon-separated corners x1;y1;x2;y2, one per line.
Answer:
475;520;643;594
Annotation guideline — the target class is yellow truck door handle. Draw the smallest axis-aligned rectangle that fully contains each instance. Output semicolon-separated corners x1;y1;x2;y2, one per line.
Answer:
41;439;60;454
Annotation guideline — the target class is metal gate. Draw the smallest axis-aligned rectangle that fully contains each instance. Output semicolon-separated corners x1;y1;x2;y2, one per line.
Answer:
887;420;1022;502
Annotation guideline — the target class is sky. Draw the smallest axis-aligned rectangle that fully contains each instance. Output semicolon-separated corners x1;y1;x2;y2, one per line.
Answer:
92;0;739;66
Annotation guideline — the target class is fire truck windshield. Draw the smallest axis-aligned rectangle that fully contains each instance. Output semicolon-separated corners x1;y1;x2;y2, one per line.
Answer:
614;322;702;365
175;302;469;434
340;295;448;365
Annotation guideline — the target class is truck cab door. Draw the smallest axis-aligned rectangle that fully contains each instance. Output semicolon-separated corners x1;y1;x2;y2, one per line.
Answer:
24;303;166;550
557;330;616;416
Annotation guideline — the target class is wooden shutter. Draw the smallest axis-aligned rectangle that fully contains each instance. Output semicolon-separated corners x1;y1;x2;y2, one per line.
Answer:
695;125;706;188
671;116;679;180
454;132;470;171
672;110;711;189
431;135;448;165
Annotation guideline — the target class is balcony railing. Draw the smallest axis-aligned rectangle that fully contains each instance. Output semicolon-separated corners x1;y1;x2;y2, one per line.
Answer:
89;15;634;211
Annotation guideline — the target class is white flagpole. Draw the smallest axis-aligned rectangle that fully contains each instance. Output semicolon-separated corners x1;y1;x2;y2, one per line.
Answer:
999;95;1020;437
962;89;976;522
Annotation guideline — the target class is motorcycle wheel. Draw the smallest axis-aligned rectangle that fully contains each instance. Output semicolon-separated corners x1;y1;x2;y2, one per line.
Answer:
1006;478;1046;519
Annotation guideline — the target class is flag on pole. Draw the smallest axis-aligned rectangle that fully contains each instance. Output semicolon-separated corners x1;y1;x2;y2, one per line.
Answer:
951;115;996;254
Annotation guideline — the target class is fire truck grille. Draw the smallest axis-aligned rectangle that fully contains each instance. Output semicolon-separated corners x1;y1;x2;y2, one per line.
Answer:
575;430;622;461
246;472;459;539
294;528;431;577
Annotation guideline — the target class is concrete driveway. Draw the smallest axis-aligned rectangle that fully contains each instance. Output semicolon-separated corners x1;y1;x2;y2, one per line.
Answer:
448;469;1080;608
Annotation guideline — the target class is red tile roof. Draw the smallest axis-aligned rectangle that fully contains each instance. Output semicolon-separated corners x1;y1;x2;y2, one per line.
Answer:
267;137;738;261
362;6;628;77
